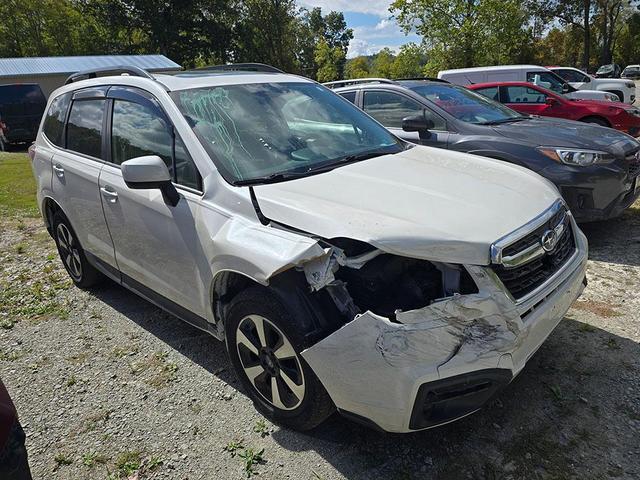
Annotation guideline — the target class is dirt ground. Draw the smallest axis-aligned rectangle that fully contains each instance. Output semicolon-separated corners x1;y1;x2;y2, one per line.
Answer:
1;200;639;480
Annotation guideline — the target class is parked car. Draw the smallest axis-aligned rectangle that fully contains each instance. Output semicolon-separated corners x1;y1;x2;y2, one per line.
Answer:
621;64;640;80
0;84;46;144
468;81;640;136
0;379;32;480
595;63;621;78
548;66;635;104
31;65;589;433
329;77;640;222
438;65;620;102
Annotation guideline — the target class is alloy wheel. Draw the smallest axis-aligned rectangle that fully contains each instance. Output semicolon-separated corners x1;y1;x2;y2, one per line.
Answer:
56;223;82;281
235;315;305;411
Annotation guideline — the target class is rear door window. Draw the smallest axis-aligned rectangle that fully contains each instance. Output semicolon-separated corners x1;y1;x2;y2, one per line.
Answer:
66;99;106;159
43;93;71;147
504;86;547;104
473;87;500;101
339;91;357;104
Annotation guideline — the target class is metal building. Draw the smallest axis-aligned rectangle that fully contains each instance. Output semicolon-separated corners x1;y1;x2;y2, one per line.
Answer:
0;55;181;98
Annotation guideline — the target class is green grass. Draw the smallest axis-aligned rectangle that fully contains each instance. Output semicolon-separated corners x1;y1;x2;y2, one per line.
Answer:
0;152;38;217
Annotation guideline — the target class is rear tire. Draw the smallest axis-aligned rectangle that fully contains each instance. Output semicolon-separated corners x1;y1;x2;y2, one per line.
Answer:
225;287;334;431
52;211;103;289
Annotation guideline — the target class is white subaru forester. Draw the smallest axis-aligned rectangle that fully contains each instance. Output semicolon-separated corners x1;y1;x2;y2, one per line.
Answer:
30;64;588;433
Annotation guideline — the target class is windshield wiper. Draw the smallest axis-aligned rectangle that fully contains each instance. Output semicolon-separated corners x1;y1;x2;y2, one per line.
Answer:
232;147;395;186
478;116;529;126
232;171;311;186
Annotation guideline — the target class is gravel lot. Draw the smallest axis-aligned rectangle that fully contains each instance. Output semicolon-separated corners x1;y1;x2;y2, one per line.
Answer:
1;183;639;479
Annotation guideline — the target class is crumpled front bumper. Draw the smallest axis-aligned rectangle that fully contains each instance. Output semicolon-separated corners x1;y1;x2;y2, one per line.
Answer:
301;227;588;433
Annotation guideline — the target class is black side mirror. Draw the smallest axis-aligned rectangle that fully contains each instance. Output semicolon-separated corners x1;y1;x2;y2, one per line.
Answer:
402;113;435;132
562;83;570;93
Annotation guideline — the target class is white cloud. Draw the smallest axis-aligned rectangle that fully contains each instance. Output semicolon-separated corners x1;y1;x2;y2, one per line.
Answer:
347;39;399;58
297;0;393;16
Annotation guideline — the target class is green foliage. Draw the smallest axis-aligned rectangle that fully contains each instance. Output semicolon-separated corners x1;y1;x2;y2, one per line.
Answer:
390;43;427;78
345;56;371;79
314;39;346;82
0;154;38;218
371;48;395;78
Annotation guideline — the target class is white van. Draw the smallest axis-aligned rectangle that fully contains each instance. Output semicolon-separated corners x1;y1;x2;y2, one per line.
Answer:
438;65;620;102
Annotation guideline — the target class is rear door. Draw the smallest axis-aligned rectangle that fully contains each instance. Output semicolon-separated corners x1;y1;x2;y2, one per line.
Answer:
51;87;116;269
362;89;449;148
98;87;207;318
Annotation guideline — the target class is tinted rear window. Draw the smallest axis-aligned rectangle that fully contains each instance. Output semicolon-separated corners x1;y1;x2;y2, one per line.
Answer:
0;84;46;117
66;100;105;158
339;91;357;104
42;93;71;147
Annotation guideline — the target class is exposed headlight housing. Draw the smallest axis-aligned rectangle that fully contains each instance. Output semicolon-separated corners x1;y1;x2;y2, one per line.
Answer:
538;147;615;166
627;82;636;88
604;92;620;101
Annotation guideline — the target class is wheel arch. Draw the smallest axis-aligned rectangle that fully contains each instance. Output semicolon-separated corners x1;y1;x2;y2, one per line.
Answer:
41;196;64;236
579;115;611;127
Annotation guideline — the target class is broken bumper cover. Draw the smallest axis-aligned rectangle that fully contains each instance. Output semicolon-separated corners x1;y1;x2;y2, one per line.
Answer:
301;229;588;433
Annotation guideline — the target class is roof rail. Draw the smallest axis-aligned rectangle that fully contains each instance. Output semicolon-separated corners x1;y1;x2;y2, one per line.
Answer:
65;65;154;85
395;77;450;83
322;78;397;89
192;63;284;73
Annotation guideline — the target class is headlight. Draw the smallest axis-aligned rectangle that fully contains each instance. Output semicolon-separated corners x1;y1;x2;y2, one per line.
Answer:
627;82;636;88
538;147;615;166
604;92;619;101
626;108;640;118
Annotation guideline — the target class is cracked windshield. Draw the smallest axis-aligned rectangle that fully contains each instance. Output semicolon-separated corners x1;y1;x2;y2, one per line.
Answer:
173;82;402;185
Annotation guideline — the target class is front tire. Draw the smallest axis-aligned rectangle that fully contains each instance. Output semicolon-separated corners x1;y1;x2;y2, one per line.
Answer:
225;287;334;431
52;211;103;289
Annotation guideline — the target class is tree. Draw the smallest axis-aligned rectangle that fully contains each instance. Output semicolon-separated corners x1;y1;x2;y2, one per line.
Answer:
390;43;427;78
371;48;395;77
314;39;345;82
391;0;531;72
345;56;370;78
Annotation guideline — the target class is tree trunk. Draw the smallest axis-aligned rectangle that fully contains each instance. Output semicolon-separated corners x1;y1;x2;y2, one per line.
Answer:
582;0;591;70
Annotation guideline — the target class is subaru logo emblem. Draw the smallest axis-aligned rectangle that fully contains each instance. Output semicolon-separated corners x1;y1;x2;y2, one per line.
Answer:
541;230;558;252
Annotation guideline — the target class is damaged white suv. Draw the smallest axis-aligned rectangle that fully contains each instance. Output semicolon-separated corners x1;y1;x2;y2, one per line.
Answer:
31;65;588;433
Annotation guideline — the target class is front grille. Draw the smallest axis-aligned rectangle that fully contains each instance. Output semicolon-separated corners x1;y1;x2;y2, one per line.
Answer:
492;209;576;300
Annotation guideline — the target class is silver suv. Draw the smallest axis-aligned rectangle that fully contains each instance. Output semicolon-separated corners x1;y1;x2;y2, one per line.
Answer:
31;65;588;433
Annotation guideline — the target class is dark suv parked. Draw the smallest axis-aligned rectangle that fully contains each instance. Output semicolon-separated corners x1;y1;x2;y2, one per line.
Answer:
0;84;47;144
328;78;640;222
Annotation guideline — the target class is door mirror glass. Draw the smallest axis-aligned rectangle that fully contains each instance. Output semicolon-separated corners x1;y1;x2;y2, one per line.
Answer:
402;113;435;132
121;155;179;206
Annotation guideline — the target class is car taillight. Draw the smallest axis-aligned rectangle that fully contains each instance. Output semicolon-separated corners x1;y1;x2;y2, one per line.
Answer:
28;144;36;161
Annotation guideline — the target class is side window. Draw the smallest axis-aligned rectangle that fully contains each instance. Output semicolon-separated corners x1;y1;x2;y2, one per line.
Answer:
42;93;71;147
526;72;564;94
111;100;173;172
66;99;105;158
363;91;425;129
474;87;499;101
111;99;201;190
339;91;357;104
504;86;547;104
174;136;201;190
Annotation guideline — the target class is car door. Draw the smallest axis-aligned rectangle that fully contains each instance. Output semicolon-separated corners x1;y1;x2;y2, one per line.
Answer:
361;89;449;148
502;85;553;117
51;87;117;269
98;87;207;319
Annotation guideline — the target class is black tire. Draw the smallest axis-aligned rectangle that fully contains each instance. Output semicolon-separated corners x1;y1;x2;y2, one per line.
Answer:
581;116;609;127
52;211;103;289
225;287;334;431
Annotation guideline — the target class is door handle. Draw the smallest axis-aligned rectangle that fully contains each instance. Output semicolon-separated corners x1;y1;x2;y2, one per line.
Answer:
53;164;65;178
100;186;118;203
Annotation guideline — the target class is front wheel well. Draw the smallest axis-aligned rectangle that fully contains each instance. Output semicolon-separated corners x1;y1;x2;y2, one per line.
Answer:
211;271;260;336
579;115;611;127
604;90;624;102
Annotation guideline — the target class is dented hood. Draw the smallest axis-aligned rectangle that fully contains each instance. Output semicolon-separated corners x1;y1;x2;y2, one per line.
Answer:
254;146;560;265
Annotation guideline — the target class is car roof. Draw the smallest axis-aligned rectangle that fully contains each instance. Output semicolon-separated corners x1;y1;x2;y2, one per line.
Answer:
331;78;449;92
624;65;640;69
439;65;547;75
469;81;551;90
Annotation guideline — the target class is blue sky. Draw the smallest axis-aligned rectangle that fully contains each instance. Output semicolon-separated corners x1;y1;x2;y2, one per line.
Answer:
297;0;421;57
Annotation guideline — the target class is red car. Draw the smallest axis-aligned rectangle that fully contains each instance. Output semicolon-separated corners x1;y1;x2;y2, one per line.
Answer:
468;81;640;137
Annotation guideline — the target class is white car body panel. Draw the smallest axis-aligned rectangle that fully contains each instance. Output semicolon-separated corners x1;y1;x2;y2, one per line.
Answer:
255;146;559;265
